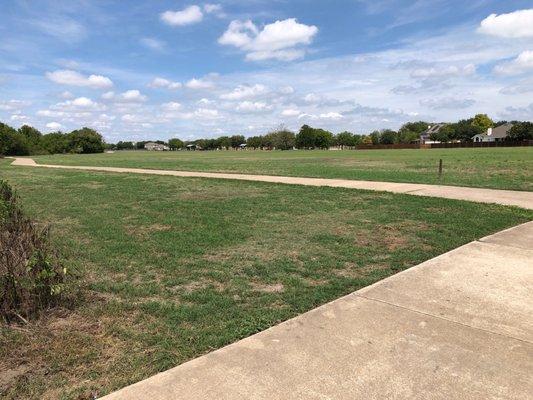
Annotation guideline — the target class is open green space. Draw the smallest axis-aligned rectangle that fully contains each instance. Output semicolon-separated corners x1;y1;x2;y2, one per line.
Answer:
1;159;532;399
32;147;533;191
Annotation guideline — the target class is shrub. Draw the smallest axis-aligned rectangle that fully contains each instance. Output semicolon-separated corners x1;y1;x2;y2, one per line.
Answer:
0;180;68;323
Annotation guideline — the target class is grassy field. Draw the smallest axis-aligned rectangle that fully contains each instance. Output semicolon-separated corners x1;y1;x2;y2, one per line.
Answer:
32;147;533;191
1;159;532;399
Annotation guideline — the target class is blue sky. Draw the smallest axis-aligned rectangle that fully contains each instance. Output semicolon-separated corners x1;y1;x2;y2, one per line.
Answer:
1;0;532;142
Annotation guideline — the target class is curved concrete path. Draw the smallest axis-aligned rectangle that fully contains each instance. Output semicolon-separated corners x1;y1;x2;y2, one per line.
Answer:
102;221;533;400
8;157;533;209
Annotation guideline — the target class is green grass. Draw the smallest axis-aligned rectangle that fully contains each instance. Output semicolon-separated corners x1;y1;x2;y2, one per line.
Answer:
0;159;531;399
32;147;533;191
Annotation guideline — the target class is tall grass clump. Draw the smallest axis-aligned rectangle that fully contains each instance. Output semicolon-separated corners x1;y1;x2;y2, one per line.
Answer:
0;180;68;323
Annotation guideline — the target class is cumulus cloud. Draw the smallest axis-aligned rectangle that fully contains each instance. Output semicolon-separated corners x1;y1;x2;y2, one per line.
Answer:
161;102;182;111
419;97;476;110
185;77;215;89
46;69;113;89
218;18;318;61
161;5;203;26
46;122;63;130
235;101;272;112
281;108;300;117
478;9;533;38
220;84;267;100
149;77;182;89
493;51;533;75
0;100;30;111
204;4;223;16
102;90;147;103
410;64;476;79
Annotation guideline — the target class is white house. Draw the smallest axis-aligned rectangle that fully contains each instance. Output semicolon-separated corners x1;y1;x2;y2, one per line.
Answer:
144;142;170;151
472;123;513;142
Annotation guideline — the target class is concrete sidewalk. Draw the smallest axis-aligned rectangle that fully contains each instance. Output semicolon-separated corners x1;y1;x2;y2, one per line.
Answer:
9;157;533;209
102;221;533;400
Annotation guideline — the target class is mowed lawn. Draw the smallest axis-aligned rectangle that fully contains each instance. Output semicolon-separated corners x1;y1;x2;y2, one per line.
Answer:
0;159;532;399
33;146;533;191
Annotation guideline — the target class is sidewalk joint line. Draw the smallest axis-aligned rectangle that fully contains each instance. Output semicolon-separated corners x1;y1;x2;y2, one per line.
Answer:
354;293;533;345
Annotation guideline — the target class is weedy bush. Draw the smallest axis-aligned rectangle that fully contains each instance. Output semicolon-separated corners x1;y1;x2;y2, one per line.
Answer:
0;180;68;323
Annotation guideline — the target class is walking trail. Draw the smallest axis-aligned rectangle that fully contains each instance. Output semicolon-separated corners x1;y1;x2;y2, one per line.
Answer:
8;157;533;209
8;157;533;399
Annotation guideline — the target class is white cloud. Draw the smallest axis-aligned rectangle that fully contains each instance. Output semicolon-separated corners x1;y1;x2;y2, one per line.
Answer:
280;86;294;94
236;101;272;112
204;4;222;13
102;90;147;103
161;6;203;26
0;100;30;111
46;122;63;130
60;91;74;99
218;18;318;61
149;77;182;89
72;97;96;108
194;108;219;118
101;91;115;100
494;50;533;75
46;69;113;89
220;84;267;100
478;9;533;38
161;102;182;111
319;112;343;120
185;77;215;89
410;64;476;78
281;108;300;117
10;114;28;121
140;37;166;52
37;109;65;118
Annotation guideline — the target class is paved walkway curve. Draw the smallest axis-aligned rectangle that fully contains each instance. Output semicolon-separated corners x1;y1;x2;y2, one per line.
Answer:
8;157;533;209
102;221;533;400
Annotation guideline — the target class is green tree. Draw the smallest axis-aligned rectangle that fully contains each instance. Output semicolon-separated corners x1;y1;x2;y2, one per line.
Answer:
67;127;105;153
336;131;357;148
229;135;245;149
471;114;493;132
379;129;397;144
0;122;30;156
271;130;295;150
369;130;380;145
216;136;231;149
41;132;69;154
246;136;263;149
455;119;483;142
168;138;184;150
116;141;135;150
508;122;533;141
314;129;334;149
18;125;43;153
295;125;316;149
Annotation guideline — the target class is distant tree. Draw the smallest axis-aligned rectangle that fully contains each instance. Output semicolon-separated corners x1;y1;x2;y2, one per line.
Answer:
216;136;231;149
399;121;428;135
0;122;29;156
230;135;245;149
295;125;316;149
379;129;397;144
455;119;483;142
246;136;263;149
369;130;380;145
18;125;43;153
336;131;358;148
168;138;184;150
508;122;533;141
471;114;493;133
271;130;295;150
116;141;135;150
361;135;373;145
314;129;334;149
67;127;105;153
136;141;148;150
41;132;69;154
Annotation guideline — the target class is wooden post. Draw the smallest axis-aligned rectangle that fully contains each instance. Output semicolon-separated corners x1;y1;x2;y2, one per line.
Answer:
438;159;443;179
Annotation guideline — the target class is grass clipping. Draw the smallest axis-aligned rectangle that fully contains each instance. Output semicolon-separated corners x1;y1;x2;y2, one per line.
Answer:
0;180;68;323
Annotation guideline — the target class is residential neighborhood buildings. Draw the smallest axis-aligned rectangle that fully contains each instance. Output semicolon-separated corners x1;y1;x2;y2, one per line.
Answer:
144;142;170;151
419;123;447;144
472;123;513;142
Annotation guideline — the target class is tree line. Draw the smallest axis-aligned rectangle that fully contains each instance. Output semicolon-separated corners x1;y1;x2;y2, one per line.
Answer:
2;114;532;156
0;122;106;156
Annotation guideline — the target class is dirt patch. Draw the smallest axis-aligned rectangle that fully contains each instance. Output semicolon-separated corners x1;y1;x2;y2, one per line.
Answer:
251;282;284;293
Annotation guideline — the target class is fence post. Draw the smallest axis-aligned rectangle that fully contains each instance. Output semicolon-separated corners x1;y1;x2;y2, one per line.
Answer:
438;159;443;179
